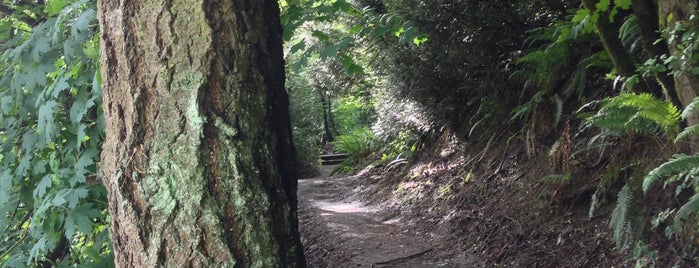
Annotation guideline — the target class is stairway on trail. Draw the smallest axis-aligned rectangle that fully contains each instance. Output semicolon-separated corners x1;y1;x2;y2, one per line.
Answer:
319;153;348;165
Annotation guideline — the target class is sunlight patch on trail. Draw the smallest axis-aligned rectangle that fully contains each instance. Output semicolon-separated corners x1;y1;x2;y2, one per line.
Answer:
315;200;378;214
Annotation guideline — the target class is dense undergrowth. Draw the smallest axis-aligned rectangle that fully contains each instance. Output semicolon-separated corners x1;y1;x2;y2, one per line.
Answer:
287;0;699;266
1;0;699;266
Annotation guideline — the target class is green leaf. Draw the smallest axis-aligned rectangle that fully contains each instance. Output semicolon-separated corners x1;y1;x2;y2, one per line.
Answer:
64;204;99;238
51;76;71;98
393;26;405;38
399;26;416;44
70;93;97;124
681;96;699;120
70;8;96;35
28;237;49;264
45;0;69;16
53;187;89;209
32;160;47;176
672;193;699;231
34;175;53;198
76;123;87;145
65;187;89;209
595;0;611;11
52;192;67;207
572;9;590;24
30;37;53;62
320;37;353;60
38;100;59;142
21;131;39;152
339;54;364;75
16;153;33;177
289;40;306;54
2;95;13;114
643;154;699;192
610;184;633;248
332;0;356;14
614;0;631;9
413;34;428;46
49;152;59;173
311;30;330;41
71;148;98;186
0;171;10;204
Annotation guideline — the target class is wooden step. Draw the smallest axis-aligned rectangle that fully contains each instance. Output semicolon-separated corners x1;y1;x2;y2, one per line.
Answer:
321;159;346;165
320;153;349;165
320;154;349;161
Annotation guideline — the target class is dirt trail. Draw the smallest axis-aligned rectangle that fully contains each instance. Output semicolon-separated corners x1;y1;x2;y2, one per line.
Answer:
298;166;472;267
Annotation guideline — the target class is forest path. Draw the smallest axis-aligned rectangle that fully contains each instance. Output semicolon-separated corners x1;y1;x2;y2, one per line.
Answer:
298;165;470;267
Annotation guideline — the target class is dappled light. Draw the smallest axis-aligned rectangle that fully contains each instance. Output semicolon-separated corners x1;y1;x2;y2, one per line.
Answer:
316;201;378;214
2;0;699;266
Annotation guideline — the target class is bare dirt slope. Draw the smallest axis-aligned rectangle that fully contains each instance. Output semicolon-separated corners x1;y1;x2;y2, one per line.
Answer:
298;165;475;267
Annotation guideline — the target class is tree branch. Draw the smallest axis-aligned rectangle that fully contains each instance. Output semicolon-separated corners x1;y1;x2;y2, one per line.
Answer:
0;3;40;26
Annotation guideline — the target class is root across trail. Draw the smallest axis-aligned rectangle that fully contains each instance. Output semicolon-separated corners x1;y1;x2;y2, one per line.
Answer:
298;165;473;267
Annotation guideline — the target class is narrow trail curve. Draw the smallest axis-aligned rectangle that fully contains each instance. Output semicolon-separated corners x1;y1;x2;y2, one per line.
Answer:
297;166;472;267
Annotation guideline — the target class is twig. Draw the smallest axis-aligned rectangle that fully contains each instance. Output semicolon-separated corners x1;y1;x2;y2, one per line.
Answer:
495;131;518;174
0;212;31;261
574;231;608;268
373;248;432;266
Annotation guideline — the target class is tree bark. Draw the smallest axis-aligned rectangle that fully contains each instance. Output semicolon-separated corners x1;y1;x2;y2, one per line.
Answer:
631;0;682;108
659;0;699;132
581;0;658;96
97;0;305;267
318;88;334;142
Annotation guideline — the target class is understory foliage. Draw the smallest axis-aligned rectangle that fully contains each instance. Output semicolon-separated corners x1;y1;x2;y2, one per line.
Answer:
287;68;324;173
286;1;699;263
0;0;111;266
585;93;680;137
1;0;699;266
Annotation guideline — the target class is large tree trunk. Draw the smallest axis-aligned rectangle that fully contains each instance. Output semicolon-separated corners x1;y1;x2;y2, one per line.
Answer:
97;0;305;267
659;0;699;141
631;0;682;108
581;0;658;96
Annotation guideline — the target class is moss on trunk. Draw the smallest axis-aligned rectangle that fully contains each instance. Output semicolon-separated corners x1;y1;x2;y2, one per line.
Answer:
97;0;305;267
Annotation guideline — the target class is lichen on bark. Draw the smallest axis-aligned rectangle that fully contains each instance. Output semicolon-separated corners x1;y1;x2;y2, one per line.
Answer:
98;0;305;267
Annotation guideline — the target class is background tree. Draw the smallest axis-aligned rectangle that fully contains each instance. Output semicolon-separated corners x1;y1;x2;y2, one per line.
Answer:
97;0;304;266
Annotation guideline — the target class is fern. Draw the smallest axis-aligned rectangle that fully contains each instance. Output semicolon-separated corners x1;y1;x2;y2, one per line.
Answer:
672;193;699;232
553;94;563;125
674;96;699;142
642;154;699;192
333;127;374;156
675;124;699;143
618;15;641;52
510;91;544;122
611;179;648;250
587;93;680;137
680;96;699;120
610;184;640;248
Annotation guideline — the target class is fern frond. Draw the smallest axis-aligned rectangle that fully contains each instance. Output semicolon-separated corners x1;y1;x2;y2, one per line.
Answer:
675;124;699;143
564;65;586;100
333;127;375;156
619;15;641;51
510;91;544;122
614;93;680;132
610;184;633;248
681;96;699;120
672;193;699;231
588;105;661;134
553;94;563;125
643;154;699;192
588;93;680;136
